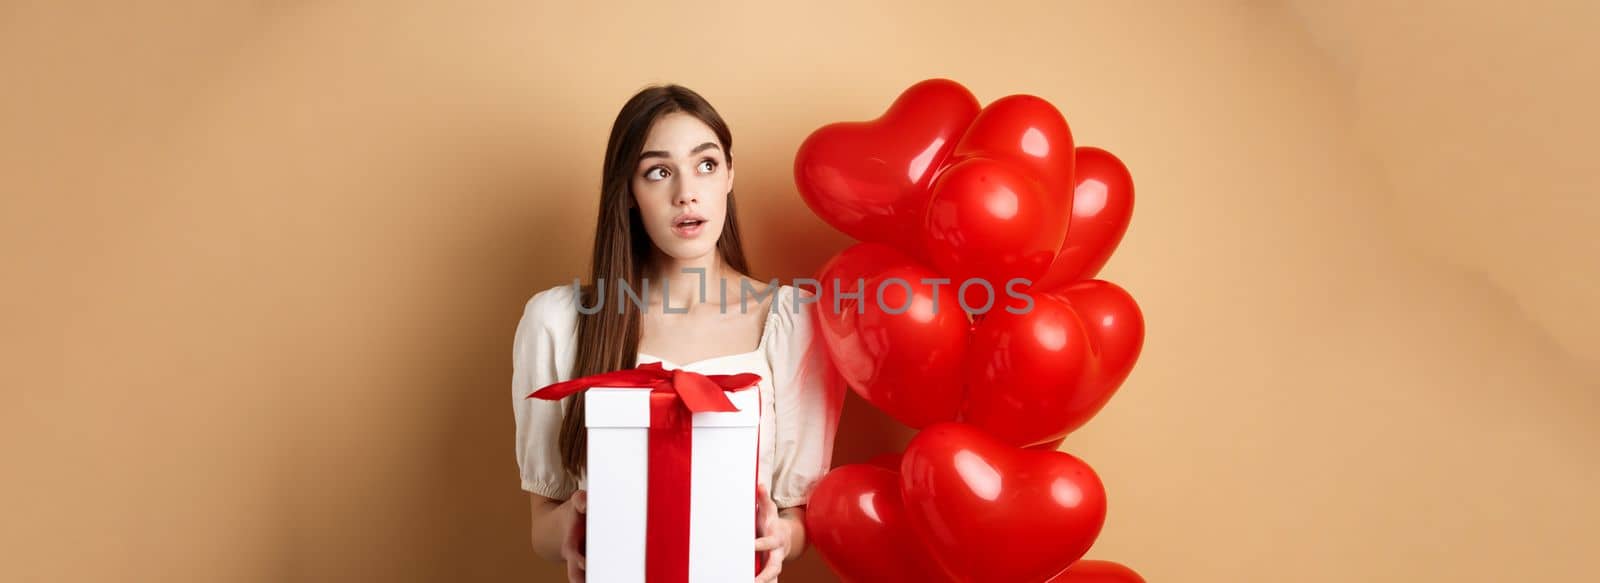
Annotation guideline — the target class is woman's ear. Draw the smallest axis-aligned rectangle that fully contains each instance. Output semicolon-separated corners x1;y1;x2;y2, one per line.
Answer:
727;167;736;194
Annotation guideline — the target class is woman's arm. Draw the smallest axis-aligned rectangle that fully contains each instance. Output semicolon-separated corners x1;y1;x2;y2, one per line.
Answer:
528;491;584;564
778;506;808;560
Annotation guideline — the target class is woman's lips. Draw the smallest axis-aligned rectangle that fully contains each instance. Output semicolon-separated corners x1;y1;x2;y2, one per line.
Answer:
672;219;706;238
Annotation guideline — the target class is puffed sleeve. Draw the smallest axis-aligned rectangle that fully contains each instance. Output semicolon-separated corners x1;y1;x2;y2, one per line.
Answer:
512;285;580;499
766;285;848;508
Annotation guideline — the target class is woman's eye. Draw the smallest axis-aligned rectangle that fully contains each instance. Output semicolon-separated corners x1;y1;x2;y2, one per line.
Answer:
644;166;668;180
698;159;717;173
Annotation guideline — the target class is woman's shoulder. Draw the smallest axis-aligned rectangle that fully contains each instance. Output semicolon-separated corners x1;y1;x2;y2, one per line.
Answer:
763;283;831;387
520;283;580;335
775;282;817;301
764;283;819;338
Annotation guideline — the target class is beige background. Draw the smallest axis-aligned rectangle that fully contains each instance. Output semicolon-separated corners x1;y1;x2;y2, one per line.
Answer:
2;1;1596;581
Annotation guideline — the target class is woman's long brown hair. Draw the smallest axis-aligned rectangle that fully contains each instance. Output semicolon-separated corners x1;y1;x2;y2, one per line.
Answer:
558;85;753;479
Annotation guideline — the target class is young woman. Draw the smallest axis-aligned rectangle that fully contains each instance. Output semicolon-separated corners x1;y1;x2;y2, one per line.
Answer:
511;84;844;582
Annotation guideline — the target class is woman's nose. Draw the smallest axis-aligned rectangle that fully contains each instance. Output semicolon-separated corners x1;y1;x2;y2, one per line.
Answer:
673;183;699;206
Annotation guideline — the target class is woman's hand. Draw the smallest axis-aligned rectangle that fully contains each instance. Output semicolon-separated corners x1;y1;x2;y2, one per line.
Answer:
561;490;587;582
754;484;797;583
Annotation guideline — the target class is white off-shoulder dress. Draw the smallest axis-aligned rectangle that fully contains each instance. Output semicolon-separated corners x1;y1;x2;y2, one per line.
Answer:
511;283;845;509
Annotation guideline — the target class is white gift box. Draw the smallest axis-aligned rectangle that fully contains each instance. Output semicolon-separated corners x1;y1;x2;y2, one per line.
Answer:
584;386;761;583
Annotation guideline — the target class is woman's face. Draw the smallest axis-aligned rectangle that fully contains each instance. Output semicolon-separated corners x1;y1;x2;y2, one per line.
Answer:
632;111;734;265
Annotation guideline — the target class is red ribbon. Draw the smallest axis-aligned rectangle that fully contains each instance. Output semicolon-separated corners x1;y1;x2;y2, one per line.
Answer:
528;361;762;583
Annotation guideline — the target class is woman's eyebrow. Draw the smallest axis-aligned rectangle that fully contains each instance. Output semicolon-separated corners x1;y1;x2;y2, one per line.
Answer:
640;142;721;160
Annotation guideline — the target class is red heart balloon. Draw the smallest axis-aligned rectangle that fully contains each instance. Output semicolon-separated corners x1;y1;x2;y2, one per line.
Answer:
1033;147;1135;291
924;94;1077;290
816;243;968;428
963;281;1144;446
795;78;980;260
806;464;956;583
815;243;914;388
901;423;1107;583
1055;280;1144;420
962;290;1095;447
952;94;1077;206
923;156;1068;291
1047;560;1147;583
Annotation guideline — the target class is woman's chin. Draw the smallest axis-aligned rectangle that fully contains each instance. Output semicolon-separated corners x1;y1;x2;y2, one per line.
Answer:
654;243;720;266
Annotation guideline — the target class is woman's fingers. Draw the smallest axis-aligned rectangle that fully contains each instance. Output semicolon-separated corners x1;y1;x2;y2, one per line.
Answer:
753;484;784;581
563;524;586;582
563;493;588;570
754;485;771;519
755;485;779;536
754;535;783;552
564;523;586;583
758;485;774;509
755;496;786;581
561;539;585;568
754;546;785;582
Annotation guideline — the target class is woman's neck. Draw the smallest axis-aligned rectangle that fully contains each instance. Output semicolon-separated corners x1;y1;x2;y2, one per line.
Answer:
647;252;734;310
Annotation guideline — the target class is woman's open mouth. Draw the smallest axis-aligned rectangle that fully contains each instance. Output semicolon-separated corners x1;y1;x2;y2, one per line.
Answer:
672;214;707;238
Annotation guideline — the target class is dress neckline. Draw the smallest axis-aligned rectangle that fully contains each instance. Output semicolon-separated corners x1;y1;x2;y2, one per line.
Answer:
635;285;784;369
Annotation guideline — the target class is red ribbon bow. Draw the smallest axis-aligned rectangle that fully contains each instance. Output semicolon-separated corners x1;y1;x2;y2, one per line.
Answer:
527;361;764;582
526;361;761;411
